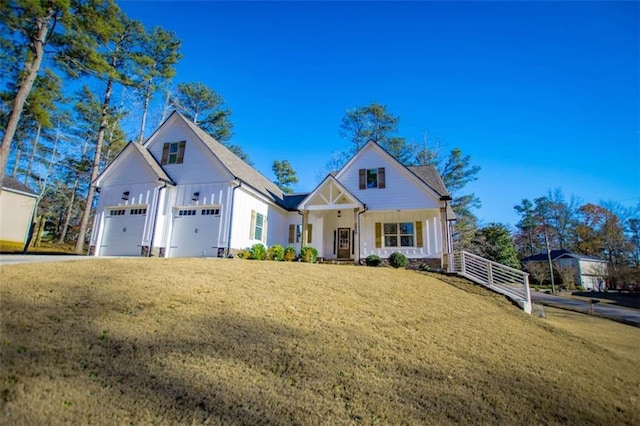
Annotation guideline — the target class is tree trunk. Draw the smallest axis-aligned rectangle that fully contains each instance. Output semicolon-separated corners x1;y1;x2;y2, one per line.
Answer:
74;77;114;254
11;148;22;177
0;10;53;190
58;178;78;244
24;123;42;186
138;80;152;143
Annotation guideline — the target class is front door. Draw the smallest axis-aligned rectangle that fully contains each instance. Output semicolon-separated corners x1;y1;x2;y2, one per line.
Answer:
337;228;351;259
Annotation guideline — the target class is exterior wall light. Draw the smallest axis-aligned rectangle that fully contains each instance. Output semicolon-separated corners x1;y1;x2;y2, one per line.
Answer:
121;191;129;200
192;192;200;201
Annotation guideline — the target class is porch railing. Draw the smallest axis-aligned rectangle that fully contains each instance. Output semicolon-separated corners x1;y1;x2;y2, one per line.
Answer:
447;251;532;314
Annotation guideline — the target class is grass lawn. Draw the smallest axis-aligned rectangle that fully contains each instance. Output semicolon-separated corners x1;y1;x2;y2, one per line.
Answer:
1;259;639;424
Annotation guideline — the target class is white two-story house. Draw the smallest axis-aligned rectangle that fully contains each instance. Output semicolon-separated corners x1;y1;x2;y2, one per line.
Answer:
90;111;454;266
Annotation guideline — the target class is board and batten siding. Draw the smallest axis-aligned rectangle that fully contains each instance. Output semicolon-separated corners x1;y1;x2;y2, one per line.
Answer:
337;146;441;211
145;118;233;185
229;187;271;250
360;210;442;259
158;182;231;250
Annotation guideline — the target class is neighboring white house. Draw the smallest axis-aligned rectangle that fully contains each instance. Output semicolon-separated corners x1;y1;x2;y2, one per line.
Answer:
521;249;608;291
90;111;454;266
0;177;38;246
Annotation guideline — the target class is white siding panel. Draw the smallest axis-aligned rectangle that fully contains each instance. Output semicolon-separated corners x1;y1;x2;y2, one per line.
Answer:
100;148;159;186
360;210;441;259
230;187;270;249
337;147;440;210
0;191;36;244
145;118;232;184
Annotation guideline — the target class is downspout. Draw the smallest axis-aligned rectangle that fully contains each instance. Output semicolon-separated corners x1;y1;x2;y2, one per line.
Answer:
148;179;169;257
357;204;368;265
226;179;241;257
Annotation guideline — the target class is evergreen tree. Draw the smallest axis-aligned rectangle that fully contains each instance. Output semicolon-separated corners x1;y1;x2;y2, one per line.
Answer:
472;223;520;269
272;160;298;194
172;82;234;142
135;26;182;142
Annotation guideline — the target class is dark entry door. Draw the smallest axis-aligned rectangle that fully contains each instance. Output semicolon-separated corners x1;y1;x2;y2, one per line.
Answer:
337;228;351;259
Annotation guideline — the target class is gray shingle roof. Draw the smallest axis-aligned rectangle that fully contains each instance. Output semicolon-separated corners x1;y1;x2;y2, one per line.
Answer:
521;249;606;263
1;176;37;196
178;113;285;204
407;165;450;198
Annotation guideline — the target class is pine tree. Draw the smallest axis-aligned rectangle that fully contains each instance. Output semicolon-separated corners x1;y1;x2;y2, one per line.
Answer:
272;160;298;194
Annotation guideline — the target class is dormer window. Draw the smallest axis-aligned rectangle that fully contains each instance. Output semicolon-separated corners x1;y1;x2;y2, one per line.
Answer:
359;168;386;189
161;141;186;165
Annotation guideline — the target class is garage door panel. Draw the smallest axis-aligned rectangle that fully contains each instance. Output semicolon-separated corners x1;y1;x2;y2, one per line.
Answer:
169;208;221;258
100;209;147;256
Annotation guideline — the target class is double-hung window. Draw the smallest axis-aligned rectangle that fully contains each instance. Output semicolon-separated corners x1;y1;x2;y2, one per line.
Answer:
251;210;267;242
383;222;414;247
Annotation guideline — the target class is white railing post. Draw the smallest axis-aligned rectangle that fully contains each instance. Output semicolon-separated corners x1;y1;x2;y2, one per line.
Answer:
460;252;466;275
487;260;494;286
523;274;532;314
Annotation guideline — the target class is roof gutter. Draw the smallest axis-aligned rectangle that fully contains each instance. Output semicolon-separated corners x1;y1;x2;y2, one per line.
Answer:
148;179;169;257
357;204;368;264
226;179;241;257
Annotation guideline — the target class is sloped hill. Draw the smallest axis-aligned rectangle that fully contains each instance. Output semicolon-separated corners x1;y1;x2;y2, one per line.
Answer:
1;259;638;424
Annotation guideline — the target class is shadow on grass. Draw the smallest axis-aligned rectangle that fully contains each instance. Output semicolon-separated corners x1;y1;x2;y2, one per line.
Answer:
1;275;636;424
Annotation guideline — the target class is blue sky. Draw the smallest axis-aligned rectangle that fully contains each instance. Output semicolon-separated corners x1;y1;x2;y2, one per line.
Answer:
119;1;639;227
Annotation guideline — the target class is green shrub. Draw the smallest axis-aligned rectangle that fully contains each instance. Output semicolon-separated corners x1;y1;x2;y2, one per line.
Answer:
283;246;297;261
249;243;267;260
236;249;251;259
300;246;318;263
389;252;408;268
267;244;284;261
365;255;382;267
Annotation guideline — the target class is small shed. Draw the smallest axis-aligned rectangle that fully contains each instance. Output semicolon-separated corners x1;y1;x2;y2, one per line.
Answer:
521;249;608;291
0;177;38;246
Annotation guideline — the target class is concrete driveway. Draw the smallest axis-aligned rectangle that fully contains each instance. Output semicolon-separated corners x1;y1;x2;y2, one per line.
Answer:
0;254;103;266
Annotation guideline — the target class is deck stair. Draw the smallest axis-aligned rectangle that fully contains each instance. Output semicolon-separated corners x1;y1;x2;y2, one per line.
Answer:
447;251;532;314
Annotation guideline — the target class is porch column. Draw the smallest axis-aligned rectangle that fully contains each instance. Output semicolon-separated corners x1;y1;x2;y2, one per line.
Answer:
301;210;309;246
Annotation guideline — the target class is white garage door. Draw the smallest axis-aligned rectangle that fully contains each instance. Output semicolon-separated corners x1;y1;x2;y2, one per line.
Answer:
100;207;147;256
169;207;221;258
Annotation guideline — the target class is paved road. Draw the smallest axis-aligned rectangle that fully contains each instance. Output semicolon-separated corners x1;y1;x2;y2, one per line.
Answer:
532;292;640;327
0;254;101;266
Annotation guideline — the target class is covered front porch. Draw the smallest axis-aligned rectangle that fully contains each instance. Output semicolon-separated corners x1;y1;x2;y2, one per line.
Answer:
297;175;365;263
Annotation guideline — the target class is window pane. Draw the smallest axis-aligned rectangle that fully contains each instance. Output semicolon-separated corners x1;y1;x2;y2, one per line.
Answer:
385;236;398;247
399;222;414;235
367;169;378;188
383;223;397;235
401;236;414;247
255;213;264;227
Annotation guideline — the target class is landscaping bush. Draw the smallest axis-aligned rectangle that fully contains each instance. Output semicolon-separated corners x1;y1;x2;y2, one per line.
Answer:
236;249;251;259
267;244;284;261
365;255;382;267
249;243;267;260
300;246;318;263
389;252;408;268
283;246;297;261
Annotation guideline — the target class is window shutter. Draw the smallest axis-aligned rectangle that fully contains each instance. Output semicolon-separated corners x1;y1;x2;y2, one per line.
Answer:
333;230;337;254
161;143;169;165
288;224;295;244
416;221;423;248
359;169;366;190
177;141;186;163
378;167;386;189
250;210;256;239
375;222;382;248
262;216;268;243
307;224;312;244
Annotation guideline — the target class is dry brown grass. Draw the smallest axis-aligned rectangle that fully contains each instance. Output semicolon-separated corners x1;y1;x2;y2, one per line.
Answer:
1;259;639;425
